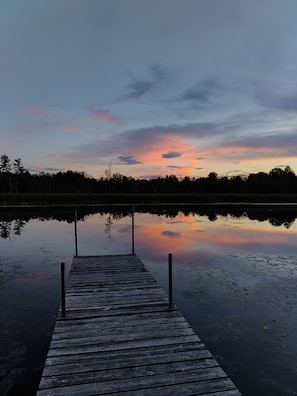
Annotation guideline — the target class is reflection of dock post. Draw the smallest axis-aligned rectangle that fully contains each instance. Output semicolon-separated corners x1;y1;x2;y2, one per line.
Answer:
132;205;135;255
61;262;66;318
74;209;78;257
168;253;173;310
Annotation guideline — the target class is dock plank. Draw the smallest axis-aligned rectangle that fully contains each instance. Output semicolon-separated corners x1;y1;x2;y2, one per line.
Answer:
37;254;241;395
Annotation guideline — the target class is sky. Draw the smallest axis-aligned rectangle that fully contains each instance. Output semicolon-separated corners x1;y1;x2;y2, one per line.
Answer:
1;0;297;180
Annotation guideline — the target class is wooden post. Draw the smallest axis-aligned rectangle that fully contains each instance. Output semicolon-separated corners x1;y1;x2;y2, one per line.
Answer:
132;205;135;255
74;209;78;257
168;253;173;310
61;262;66;318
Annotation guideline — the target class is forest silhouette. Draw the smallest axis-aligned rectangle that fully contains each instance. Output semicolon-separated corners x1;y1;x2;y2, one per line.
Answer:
1;155;297;195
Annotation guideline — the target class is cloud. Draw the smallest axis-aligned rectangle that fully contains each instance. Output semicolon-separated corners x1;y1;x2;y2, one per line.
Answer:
124;122;217;142
254;79;297;114
62;124;79;132
182;89;209;103
226;133;297;152
117;155;142;165
204;132;297;164
181;78;221;105
226;169;242;175
66;133;197;178
150;64;167;80
63;122;218;172
125;79;154;99
88;107;117;122
122;64;167;100
162;231;181;238
69;122;214;162
162;151;181;159
277;95;297;113
63;117;297;178
28;166;64;174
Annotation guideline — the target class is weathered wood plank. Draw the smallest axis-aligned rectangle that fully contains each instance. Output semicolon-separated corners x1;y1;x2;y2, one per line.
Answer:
57;302;172;320
44;342;209;367
48;327;197;350
109;384;242;396
42;350;215;376
52;312;186;332
46;334;202;356
37;255;241;395
38;376;238;396
65;290;166;300
51;320;194;341
40;361;223;388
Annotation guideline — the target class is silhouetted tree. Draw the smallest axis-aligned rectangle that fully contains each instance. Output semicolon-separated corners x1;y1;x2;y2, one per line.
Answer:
13;158;26;174
0;155;12;173
0;155;12;192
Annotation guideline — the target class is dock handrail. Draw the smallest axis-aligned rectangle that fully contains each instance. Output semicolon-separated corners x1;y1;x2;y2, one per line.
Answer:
73;206;135;257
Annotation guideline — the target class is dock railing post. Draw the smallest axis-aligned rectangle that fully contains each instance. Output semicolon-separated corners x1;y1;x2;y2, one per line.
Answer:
74;209;78;257
61;262;66;318
168;253;173;310
131;205;135;255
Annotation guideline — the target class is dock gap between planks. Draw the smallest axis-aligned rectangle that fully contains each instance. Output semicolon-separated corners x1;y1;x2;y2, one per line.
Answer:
37;254;241;395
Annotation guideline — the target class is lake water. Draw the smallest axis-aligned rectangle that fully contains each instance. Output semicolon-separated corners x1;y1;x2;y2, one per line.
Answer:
1;205;297;395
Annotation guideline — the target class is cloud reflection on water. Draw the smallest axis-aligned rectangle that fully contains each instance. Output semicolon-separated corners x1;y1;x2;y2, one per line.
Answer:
1;206;297;395
126;212;297;257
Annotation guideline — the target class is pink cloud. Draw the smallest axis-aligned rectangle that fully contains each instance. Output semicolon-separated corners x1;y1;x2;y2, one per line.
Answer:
118;134;200;177
62;124;79;132
133;135;194;163
88;107;118;122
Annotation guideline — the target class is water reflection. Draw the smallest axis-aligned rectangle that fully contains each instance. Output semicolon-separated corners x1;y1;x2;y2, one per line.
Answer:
0;204;296;240
1;205;297;395
0;220;27;239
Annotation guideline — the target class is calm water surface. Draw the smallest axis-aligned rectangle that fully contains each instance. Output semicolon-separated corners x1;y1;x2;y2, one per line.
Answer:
1;206;297;395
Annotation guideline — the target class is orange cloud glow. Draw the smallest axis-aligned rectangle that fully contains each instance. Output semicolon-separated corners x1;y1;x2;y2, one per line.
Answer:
136;223;193;254
184;143;297;177
127;134;200;176
208;145;291;161
132;213;292;255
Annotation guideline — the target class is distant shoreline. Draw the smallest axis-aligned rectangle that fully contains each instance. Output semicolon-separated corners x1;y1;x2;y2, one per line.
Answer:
1;192;297;206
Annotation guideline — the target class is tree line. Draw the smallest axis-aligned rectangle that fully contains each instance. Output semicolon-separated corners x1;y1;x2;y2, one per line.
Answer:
1;154;297;194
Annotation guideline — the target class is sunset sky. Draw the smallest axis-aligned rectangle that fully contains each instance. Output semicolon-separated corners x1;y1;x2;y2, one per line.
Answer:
1;0;297;179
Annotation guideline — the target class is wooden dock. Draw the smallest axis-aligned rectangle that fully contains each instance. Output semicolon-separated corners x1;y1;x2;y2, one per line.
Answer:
37;255;241;395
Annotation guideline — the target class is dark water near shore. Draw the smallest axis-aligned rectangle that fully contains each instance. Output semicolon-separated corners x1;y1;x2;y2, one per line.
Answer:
1;205;297;395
